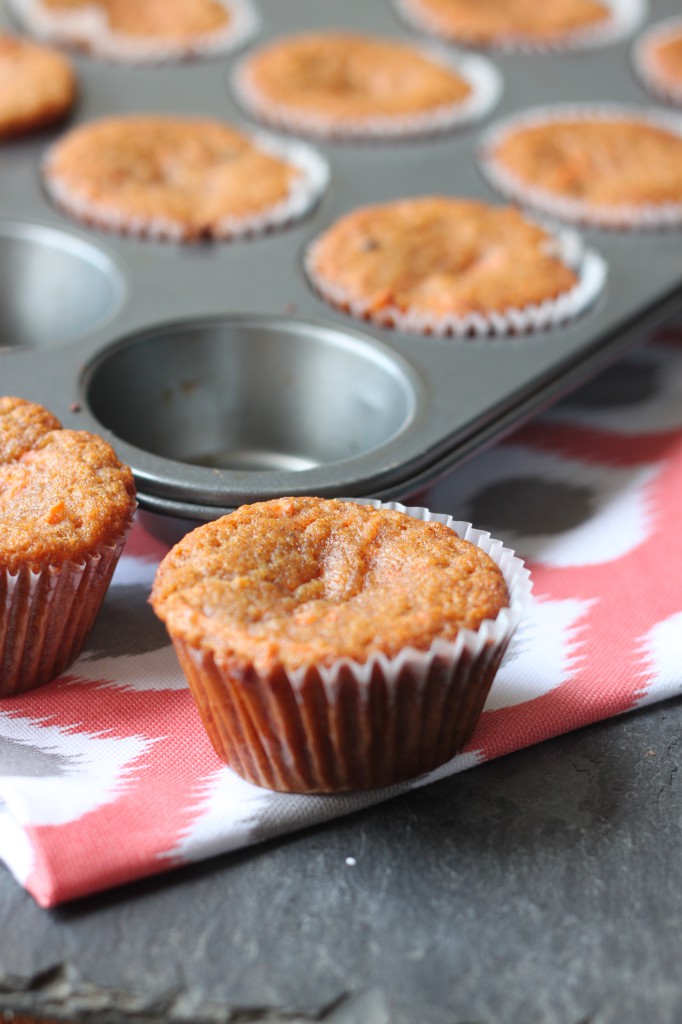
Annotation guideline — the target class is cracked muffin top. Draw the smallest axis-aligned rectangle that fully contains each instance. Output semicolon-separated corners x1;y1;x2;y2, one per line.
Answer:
400;0;611;47
0;397;136;572
489;116;682;208
307;197;578;319
43;115;306;241
237;31;472;130
0;33;76;139
151;496;510;674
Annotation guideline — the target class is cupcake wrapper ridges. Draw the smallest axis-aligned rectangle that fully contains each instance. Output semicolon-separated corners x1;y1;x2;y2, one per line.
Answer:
173;500;532;794
42;130;330;242
5;0;260;63
0;527;131;697
394;0;646;54
480;103;682;230
305;217;607;338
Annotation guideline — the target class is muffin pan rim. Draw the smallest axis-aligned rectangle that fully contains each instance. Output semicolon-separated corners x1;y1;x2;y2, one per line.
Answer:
2;0;682;518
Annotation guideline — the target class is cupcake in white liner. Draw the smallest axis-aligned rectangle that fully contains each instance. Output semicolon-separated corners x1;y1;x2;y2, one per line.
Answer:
232;32;502;140
305;196;606;338
0;396;136;697
480;104;682;230
42;116;330;243
634;17;682;106
6;0;259;64
150;496;531;794
394;0;646;53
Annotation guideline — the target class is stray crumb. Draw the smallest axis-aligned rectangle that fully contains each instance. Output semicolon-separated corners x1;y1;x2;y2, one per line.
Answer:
345;856;356;866
69;402;81;413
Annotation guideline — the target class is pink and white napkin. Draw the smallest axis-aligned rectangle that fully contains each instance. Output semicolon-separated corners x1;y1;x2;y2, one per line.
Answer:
1;322;681;908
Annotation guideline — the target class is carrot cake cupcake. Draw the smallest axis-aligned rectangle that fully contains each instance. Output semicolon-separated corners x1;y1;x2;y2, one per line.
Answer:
481;106;682;228
151;496;529;793
395;0;643;51
42;115;329;242
0;396;136;696
7;0;258;63
0;33;75;140
233;31;501;138
306;196;605;336
635;18;682;105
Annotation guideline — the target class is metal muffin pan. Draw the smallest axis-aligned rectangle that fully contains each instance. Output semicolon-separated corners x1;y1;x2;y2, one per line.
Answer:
2;0;682;520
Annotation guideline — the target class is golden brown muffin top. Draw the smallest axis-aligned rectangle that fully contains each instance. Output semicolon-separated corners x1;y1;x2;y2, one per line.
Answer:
643;28;682;91
0;397;136;573
0;33;76;139
41;0;231;40
308;197;578;319
151;496;510;674
404;0;609;45
44;116;302;240
491;118;682;207
240;31;471;123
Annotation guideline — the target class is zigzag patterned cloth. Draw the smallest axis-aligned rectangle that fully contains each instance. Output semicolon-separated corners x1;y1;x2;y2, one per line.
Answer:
1;322;682;907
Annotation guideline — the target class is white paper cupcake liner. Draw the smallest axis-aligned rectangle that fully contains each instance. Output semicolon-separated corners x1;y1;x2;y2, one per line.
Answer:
170;499;531;793
42;129;330;243
232;44;502;140
0;523;132;697
6;0;259;63
394;0;646;53
480;104;682;230
305;216;607;338
633;17;682;106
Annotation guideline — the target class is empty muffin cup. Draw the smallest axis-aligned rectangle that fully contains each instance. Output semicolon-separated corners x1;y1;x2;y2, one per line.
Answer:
83;316;418;510
0;219;125;351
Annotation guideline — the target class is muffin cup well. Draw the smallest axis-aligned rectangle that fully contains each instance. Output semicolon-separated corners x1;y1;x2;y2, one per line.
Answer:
305;219;606;338
232;46;502;140
394;0;645;53
633;18;682;107
42;131;330;243
6;0;260;64
0;525;132;698
480;104;682;230
167;501;531;794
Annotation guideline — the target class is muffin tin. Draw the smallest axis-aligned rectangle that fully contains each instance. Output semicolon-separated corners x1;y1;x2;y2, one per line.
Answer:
2;0;682;520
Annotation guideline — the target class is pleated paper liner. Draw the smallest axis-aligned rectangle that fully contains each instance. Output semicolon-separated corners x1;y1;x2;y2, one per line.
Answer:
480;104;682;231
633;17;682;107
42;127;330;243
6;0;259;63
0;521;133;697
305;213;607;338
394;0;645;54
167;500;532;795
232;43;502;140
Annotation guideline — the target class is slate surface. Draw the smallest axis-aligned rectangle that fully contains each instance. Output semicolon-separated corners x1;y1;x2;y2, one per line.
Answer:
2;695;681;1024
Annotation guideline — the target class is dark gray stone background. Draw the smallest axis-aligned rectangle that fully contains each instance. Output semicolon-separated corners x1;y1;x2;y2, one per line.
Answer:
2;696;681;1024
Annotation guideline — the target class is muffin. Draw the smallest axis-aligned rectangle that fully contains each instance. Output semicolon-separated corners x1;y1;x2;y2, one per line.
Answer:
481;106;682;228
0;33;76;140
150;496;530;793
306;196;604;336
233;31;500;139
42;115;329;242
7;0;258;63
635;18;682;106
0;397;136;696
395;0;638;51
